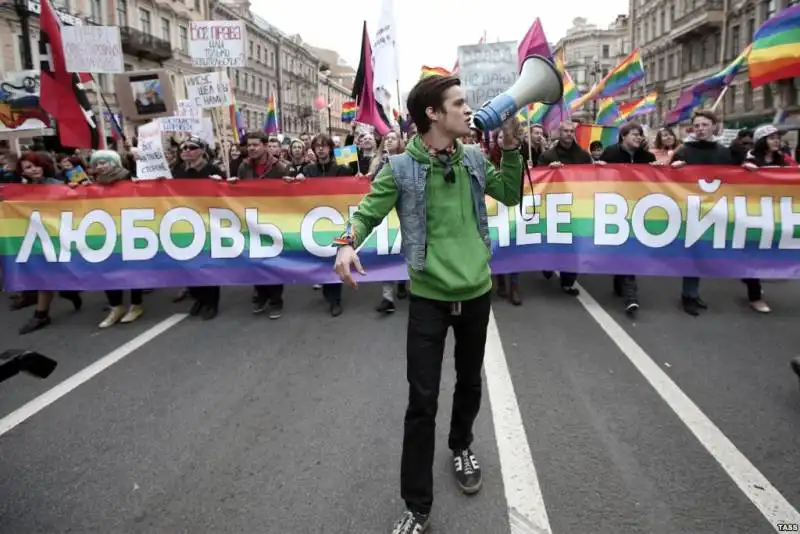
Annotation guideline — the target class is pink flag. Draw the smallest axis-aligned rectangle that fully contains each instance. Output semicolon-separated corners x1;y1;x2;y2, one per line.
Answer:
518;18;552;71
353;22;390;136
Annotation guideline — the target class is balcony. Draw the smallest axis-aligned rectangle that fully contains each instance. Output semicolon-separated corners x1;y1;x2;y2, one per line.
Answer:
119;26;173;63
671;0;724;43
297;105;313;118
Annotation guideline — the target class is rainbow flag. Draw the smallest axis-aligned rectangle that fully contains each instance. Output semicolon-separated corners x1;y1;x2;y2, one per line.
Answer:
342;101;357;122
575;123;619;150
748;4;800;87
595;98;621;126
571;50;645;109
3;170;798;290
615;91;658;124
561;70;580;110
420;66;451;79
263;94;278;135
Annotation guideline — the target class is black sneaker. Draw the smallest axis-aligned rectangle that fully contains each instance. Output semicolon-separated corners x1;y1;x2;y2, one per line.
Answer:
330;302;342;317
790;357;800;392
201;305;218;320
376;298;396;314
682;296;701;316
252;299;268;315
396;283;408;300
189;300;203;317
391;510;430;534
19;314;51;335
268;304;283;320
625;301;640;317
561;285;580;296
453;448;482;494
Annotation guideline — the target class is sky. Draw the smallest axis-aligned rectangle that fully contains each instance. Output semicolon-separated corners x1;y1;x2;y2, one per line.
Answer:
253;0;629;97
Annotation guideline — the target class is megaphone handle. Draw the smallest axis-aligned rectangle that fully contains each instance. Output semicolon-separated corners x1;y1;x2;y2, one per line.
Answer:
483;130;490;146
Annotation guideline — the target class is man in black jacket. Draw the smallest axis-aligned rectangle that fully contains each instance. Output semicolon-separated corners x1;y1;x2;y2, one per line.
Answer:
599;122;661;317
670;110;733;316
538;121;599;295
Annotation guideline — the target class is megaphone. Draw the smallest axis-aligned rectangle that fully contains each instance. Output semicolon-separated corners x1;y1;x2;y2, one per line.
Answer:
472;55;563;132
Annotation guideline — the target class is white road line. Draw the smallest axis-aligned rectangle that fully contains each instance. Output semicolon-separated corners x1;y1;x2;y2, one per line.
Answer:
574;283;800;531
0;314;187;437
484;309;552;534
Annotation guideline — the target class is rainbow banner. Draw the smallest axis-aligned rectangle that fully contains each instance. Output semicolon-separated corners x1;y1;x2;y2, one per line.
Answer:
2;167;800;291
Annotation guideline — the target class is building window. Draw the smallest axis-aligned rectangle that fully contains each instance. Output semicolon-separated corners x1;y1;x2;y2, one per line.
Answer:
90;0;101;23
257;45;261;61
124;63;134;71
602;44;610;58
762;0;777;22
180;26;188;51
747;17;755;45
249;40;254;57
258;78;263;95
269;51;275;67
117;0;127;26
744;82;754;110
161;18;170;43
730;25;740;59
763;85;773;109
139;8;151;35
644;21;650;43
660;9;666;34
194;0;201;10
670;4;675;22
658;57;665;80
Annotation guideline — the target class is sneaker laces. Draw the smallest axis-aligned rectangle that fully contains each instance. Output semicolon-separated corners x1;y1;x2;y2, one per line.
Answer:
395;511;423;534
460;449;477;475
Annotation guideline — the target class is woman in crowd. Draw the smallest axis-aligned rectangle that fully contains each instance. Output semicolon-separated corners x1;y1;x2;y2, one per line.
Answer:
228;143;245;177
740;125;796;313
651;126;681;164
83;150;147;327
367;130;408;314
285;139;308;177
16;152;82;335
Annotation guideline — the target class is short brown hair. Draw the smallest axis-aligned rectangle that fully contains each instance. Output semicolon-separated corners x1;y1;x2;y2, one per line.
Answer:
692;110;718;124
619;122;644;138
406;75;461;135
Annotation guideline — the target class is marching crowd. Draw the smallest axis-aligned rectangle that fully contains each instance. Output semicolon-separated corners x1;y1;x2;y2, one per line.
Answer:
0;109;798;338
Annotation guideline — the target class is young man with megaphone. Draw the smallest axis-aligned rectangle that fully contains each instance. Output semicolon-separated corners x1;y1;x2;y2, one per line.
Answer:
333;74;524;534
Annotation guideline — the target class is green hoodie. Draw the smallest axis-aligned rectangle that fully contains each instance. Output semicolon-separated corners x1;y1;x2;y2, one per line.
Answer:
349;137;523;302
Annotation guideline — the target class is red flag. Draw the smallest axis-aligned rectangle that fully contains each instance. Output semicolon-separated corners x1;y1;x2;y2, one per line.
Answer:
352;22;390;136
38;0;99;149
518;19;553;71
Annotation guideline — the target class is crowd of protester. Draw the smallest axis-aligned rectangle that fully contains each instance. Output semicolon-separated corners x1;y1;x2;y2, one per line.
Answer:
1;111;798;337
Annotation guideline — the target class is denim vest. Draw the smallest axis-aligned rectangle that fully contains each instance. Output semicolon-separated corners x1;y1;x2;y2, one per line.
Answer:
387;145;489;272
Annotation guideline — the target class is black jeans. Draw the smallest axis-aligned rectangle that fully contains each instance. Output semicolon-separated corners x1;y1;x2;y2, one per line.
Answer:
322;283;342;304
743;278;762;302
560;272;578;287
401;291;491;515
613;275;638;304
254;284;284;307
190;286;220;307
106;290;143;307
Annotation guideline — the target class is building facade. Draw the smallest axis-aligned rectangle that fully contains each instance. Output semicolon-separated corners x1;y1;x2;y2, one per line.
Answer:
310;45;356;139
629;0;800;130
553;16;631;121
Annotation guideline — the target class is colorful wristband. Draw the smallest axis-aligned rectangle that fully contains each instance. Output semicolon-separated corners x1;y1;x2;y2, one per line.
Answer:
333;222;356;248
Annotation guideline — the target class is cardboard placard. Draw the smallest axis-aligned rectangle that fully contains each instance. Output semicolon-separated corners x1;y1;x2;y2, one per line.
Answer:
114;69;176;122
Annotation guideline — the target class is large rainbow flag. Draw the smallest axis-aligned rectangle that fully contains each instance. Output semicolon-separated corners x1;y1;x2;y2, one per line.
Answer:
748;4;800;87
571;50;645;109
575;124;619;150
2;168;799;291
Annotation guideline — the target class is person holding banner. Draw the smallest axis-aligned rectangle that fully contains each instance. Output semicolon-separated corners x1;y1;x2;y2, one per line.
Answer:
333;75;523;534
170;136;225;320
669;110;733;316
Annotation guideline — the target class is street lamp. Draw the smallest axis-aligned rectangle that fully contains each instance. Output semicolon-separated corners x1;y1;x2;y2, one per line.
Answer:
590;55;601;122
321;69;333;137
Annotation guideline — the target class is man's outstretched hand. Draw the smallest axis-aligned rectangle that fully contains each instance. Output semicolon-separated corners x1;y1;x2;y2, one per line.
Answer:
334;245;366;288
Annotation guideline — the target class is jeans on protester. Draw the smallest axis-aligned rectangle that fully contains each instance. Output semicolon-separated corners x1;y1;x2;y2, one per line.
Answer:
105;289;143;307
190;286;220;307
322;283;342;304
560;272;578;288
255;284;284;307
681;277;700;299
382;283;395;303
401;291;491;515
743;278;762;302
613;275;638;303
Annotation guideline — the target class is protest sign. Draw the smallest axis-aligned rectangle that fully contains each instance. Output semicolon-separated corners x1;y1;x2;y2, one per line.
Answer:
3;166;800;291
62;26;123;74
176;99;202;118
160;116;202;133
0;70;50;133
189;20;246;68
457;41;518;110
184;72;232;109
135;121;172;181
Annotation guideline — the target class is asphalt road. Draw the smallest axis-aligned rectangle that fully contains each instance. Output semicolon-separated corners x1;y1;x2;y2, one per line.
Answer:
1;274;799;534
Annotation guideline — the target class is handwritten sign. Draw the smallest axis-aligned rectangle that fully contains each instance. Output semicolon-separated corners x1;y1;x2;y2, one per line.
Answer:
160;116;202;133
184;71;231;110
61;26;123;74
176;99;201;118
188;20;246;68
457;41;518;111
136;122;172;180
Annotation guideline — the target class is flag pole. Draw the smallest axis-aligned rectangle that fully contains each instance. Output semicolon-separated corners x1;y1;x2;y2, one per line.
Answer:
710;86;729;112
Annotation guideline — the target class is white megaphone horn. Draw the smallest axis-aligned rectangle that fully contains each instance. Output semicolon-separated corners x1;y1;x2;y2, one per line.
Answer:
472;55;563;132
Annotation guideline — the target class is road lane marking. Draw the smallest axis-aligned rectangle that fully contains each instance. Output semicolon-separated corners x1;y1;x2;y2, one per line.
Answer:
484;309;552;534
0;314;187;437
574;284;800;531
